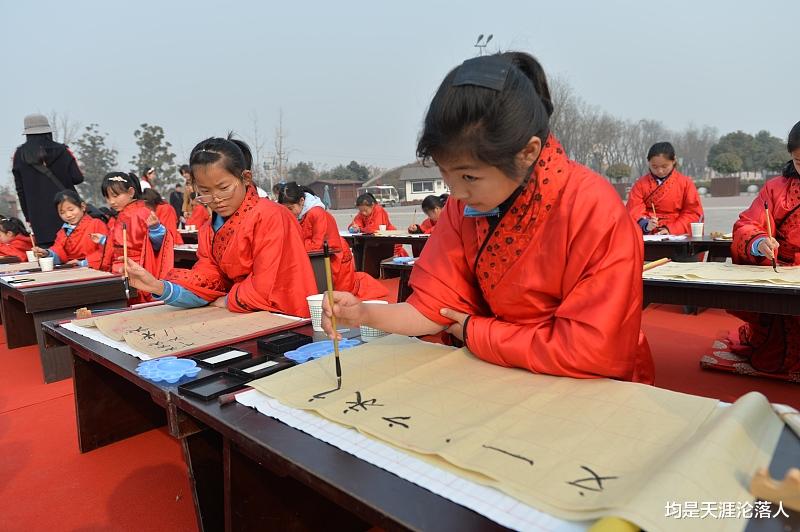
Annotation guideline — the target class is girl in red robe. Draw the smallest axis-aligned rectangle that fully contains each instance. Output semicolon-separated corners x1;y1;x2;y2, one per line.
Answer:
185;197;211;228
322;53;653;383
278;182;387;300
720;121;800;375
32;190;107;268
0;217;33;261
626;142;704;235
408;194;448;234
142;188;184;245
125;136;317;316
348;193;407;257
97;172;174;303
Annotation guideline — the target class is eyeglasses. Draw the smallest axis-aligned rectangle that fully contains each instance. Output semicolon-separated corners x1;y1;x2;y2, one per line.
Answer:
195;181;240;206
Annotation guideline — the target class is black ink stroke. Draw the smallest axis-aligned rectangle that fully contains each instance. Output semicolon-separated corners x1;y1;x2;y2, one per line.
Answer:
566;465;618;496
481;444;534;466
382;416;411;428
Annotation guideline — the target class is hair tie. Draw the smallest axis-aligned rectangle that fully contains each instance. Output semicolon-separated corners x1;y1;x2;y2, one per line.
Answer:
452;56;511;91
109;175;128;183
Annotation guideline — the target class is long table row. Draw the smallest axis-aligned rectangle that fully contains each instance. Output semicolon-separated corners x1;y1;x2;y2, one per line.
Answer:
40;319;800;532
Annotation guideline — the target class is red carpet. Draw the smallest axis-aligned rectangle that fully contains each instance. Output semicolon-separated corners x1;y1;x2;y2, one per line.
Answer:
643;305;799;408
0;330;198;532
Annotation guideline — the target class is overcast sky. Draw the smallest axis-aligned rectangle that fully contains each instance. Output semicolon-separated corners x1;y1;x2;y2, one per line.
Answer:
2;0;797;187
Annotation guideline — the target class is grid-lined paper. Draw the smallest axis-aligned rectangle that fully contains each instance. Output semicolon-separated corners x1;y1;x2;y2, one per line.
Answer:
236;388;588;532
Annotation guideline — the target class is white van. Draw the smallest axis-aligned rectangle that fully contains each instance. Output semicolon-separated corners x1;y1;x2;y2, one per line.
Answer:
358;185;400;207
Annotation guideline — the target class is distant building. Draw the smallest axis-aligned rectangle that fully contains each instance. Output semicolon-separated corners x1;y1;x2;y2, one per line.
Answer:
399;166;448;203
307;179;363;210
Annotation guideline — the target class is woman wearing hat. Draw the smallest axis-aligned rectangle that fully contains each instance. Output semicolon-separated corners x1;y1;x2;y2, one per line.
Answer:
12;114;84;246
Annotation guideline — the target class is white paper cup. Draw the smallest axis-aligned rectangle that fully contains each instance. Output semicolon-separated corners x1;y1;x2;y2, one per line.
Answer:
26;250;37;262
378;224;387;232
307;294;325;331
359;300;389;342
39;257;54;272
691;222;704;238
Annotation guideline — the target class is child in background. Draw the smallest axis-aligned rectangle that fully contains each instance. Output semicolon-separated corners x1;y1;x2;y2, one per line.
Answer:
185;194;211;228
32;190;107;268
278;182;387;300
142;188;184;244
0;217;33;260
626;142;703;235
349;193;407;257
125;136;317;315
323;52;652;383
96;172;173;302
408;194;448;234
721;120;800;375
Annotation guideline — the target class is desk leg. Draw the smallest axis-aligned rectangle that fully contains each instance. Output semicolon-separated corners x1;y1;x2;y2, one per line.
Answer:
182;428;224;532
72;353;166;453
398;271;413;303
351;240;365;272
224;439;367;531
2;292;37;349
362;242;394;278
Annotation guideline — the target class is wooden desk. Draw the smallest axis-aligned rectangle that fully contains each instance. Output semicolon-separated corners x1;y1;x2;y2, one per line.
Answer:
346;234;429;277
643;238;694;261
41;320;799;531
380;259;414;302
689;236;733;261
643;278;800;315
3;276;127;382
174;246;199;268
179;230;198;245
0;256;20;264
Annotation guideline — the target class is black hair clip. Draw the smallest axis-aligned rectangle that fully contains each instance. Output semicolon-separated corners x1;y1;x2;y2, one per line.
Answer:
452;55;511;91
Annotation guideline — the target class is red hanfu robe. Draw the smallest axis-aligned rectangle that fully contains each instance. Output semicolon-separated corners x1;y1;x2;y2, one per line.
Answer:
186;204;211;228
155;203;183;245
626;170;703;235
300;206;387;300
100;200;174;303
166;186;317;316
0;234;32;261
723;176;800;373
50;215;107;268
349;204;407;257
407;136;654;383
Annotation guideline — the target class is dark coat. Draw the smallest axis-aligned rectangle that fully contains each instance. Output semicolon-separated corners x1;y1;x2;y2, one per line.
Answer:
12;138;84;246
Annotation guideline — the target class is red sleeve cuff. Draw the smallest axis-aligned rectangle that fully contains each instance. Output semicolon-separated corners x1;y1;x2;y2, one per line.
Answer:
466;316;511;368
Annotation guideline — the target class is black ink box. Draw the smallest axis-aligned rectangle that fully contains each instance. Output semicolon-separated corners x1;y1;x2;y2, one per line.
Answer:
227;356;295;379
257;331;312;358
191;347;251;369
178;372;250;401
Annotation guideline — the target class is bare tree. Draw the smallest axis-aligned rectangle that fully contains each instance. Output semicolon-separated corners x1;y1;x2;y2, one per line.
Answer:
273;109;289;188
47;111;81;145
245;111;268;188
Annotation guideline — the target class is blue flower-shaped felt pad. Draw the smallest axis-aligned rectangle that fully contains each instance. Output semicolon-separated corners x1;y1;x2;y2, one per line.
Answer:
136;356;202;384
284;339;361;363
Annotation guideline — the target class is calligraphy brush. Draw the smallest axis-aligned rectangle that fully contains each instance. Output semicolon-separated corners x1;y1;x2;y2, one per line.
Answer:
650;202;658;222
122;222;130;299
412;208;418;228
29;230;36;249
764;201;778;273
323;238;342;389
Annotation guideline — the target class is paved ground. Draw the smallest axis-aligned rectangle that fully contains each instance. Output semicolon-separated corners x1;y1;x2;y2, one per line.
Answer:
330;194;756;236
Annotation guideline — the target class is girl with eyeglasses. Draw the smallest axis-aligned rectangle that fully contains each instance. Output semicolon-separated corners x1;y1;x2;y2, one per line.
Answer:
125;135;318;315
